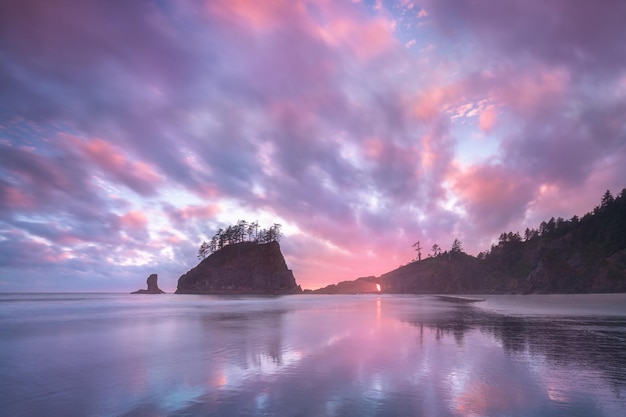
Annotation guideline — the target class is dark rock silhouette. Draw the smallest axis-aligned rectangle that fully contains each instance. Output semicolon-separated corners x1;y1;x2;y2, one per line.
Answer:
176;241;301;294
132;274;165;294
309;276;380;294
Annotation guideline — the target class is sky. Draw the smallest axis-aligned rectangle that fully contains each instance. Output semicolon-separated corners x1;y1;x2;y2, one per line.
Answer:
1;0;625;292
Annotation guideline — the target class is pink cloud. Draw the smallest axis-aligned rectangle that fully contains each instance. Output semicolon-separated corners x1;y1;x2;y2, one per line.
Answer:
164;204;222;228
207;0;306;31
43;250;73;263
119;211;148;231
494;67;570;116
318;15;396;60
192;184;221;200
412;83;465;122
0;141;110;220
451;163;536;235
71;137;163;196
208;0;398;62
478;105;497;133
50;227;87;246
0;185;36;211
0;144;73;192
164;234;185;245
176;205;222;221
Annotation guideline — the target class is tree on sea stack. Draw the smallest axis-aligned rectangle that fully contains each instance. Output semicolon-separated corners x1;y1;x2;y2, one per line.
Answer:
198;241;210;260
197;220;283;259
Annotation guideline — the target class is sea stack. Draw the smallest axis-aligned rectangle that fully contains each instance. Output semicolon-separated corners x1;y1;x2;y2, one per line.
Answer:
132;273;166;294
176;241;301;294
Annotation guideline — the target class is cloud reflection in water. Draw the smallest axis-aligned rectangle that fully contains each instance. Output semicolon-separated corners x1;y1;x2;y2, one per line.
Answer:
1;294;625;417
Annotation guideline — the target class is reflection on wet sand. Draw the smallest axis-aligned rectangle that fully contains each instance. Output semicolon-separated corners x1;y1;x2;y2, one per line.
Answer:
146;296;626;416
397;298;626;417
2;294;625;417
402;303;626;392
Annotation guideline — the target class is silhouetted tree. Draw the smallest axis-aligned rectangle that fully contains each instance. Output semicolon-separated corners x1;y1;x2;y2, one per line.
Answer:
509;231;522;242
451;238;463;254
233;220;247;243
267;223;282;242
274;223;282;241
524;228;532;241
217;228;225;249
539;221;548;236
431;243;442;257
247;221;259;242
412;241;422;261
198;220;283;258
600;190;614;211
198;241;210;260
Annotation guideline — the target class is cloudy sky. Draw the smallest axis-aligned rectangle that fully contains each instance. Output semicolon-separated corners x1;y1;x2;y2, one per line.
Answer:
1;0;625;292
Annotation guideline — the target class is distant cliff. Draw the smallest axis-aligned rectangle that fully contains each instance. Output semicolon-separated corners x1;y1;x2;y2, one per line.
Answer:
176;241;301;294
309;276;380;294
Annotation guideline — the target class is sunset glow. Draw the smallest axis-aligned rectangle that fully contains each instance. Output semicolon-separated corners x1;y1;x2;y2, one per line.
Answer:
0;0;625;292
376;284;381;292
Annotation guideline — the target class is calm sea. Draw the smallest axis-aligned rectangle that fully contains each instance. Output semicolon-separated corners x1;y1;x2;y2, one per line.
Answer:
1;293;625;417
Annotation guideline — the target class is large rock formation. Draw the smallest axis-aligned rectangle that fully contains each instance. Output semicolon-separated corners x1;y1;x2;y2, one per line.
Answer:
176;241;301;294
132;274;165;294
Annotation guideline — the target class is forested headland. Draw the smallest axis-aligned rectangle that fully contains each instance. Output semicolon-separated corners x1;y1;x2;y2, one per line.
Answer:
381;189;626;294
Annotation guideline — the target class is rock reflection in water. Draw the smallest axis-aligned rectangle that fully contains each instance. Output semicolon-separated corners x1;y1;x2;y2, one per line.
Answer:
399;300;626;417
403;303;626;390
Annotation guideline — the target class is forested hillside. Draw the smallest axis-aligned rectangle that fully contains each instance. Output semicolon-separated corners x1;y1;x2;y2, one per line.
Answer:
381;189;626;294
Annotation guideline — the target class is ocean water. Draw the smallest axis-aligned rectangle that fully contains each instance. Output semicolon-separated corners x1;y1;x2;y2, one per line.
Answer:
1;293;625;417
